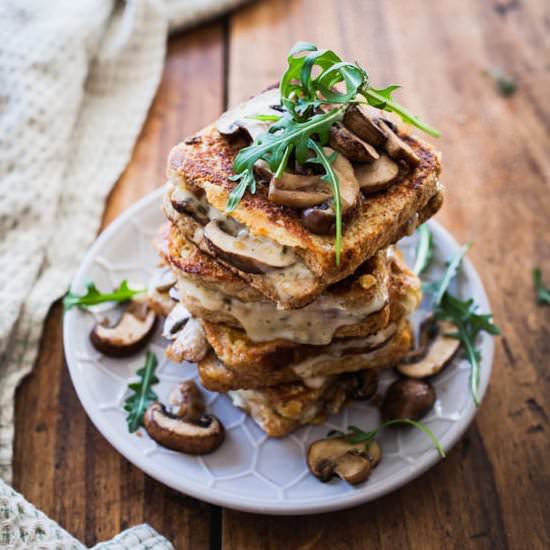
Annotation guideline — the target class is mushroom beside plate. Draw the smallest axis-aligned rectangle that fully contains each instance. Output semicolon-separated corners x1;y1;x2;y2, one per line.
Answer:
63;186;495;515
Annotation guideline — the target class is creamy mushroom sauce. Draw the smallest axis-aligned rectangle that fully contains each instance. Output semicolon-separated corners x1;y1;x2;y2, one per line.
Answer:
176;276;388;345
291;324;397;380
165;182;319;303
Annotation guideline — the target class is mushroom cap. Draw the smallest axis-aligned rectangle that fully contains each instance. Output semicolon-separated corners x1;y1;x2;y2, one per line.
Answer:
90;301;157;358
329;122;380;163
397;320;460;378
343;104;388;147
381;378;436;421
144;403;225;455
307;437;381;485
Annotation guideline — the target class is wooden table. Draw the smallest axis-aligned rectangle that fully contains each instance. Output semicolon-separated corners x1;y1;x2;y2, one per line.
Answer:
13;1;549;548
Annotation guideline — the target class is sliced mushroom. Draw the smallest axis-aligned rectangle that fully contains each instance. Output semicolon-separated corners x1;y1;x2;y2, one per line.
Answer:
203;218;296;273
378;120;420;167
216;88;281;142
341;369;379;400
301;204;336;234
268;170;332;208
151;267;177;293
354;154;401;194
162;303;192;341
170;187;210;225
165;318;209;363
168;380;206;421
146;267;177;316
343;104;388;146
90;301;157;357
300;151;360;235
329;122;380;163
144;403;224;455
397;320;460;378
307;437;381;484
382;378;436;421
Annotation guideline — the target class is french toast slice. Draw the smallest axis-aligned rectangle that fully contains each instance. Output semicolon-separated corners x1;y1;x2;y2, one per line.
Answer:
228;369;379;437
197;319;412;392
159;224;404;345
164;105;442;309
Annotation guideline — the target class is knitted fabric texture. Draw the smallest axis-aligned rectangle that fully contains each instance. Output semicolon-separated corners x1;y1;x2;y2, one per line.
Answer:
0;0;245;546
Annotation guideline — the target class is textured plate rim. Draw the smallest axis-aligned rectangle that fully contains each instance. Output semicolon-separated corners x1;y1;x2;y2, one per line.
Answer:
63;186;494;515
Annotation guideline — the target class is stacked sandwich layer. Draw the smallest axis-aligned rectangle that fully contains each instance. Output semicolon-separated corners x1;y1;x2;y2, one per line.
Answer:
151;90;442;437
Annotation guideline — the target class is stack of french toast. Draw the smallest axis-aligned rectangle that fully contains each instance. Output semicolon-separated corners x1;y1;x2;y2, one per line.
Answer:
149;87;443;437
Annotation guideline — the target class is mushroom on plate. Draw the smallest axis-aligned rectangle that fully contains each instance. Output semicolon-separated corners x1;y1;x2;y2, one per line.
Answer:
307;437;381;485
203;218;297;273
144;402;225;455
168;380;206;421
90;301;157;358
397;319;460;378
381;378;436;421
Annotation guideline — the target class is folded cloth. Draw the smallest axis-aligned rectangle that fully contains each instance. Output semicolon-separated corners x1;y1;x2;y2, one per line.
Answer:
0;0;246;484
0;478;174;549
0;0;247;544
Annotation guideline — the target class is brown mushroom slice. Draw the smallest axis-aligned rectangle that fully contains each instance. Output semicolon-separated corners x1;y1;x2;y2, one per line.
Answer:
382;378;436;421
354;154;401;194
343;104;388;146
162;303;192;341
301;205;336;234
340;369;379;400
203;219;297;274
90;301;157;358
377;120;421;167
268;183;332;208
216;88;281;141
329;122;380;163
165;318;208;363
168;380;206;421
397;320;460;378
307;438;382;484
144;403;224;455
170;187;210;225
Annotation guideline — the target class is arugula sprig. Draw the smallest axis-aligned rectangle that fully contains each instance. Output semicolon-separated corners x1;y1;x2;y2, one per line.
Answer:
533;267;550;306
328;420;446;458
124;351;159;433
227;41;440;263
414;229;500;405
63;280;145;311
436;293;500;405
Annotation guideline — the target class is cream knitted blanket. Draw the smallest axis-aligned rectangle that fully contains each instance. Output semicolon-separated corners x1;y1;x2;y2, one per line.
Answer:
0;0;245;546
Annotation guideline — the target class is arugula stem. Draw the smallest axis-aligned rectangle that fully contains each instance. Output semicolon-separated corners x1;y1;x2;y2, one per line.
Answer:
274;144;293;179
459;325;481;406
362;88;441;137
308;139;342;265
413;224;433;275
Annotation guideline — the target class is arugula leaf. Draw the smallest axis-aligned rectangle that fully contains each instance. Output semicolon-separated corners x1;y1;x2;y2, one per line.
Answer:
413;224;433;275
329;420;445;458
124;351;159;433
227;107;344;211
63;280;145;311
436;293;500;405
307;141;342;264
226;41;440;262
533;268;550;305
432;242;471;307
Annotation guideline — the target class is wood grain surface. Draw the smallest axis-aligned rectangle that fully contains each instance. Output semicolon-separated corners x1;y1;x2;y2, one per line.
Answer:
13;1;549;548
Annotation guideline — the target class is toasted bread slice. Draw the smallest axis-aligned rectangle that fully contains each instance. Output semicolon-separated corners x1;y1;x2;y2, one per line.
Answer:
228;370;379;437
165;112;442;308
197;319;412;391
159;224;404;345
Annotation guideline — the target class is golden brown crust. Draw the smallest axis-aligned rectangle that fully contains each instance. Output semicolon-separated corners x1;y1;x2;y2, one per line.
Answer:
197;321;412;391
165;121;441;308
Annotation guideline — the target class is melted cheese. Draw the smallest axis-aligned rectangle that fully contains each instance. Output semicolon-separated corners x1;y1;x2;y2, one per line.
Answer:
177;277;387;345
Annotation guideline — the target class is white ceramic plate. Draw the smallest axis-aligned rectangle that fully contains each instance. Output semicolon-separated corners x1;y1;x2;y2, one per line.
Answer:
63;186;494;515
